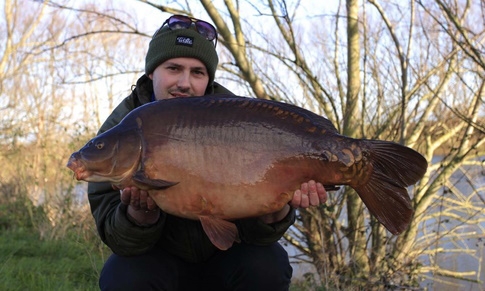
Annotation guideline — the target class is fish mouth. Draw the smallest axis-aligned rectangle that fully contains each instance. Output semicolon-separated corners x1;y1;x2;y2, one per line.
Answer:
66;155;89;181
65;148;133;186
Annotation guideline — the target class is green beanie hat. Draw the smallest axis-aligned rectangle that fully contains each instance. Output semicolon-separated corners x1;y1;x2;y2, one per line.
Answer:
145;26;219;88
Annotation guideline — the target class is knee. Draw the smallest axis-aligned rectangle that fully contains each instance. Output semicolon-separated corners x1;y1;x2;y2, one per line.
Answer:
99;254;148;290
222;243;293;290
99;253;175;291
244;243;292;279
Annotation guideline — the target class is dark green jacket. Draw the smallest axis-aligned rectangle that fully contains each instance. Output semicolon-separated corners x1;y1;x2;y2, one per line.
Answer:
87;75;296;263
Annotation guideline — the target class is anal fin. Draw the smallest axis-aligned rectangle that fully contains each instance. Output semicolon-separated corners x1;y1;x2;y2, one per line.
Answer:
199;216;239;250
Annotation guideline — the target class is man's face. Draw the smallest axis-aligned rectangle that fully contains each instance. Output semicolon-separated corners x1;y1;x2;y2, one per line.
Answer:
149;57;210;100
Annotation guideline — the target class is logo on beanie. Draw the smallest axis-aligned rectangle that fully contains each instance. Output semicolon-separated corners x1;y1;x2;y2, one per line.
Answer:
176;36;194;47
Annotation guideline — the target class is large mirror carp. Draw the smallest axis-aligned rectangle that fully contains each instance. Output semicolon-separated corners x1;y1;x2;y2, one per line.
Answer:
67;95;428;250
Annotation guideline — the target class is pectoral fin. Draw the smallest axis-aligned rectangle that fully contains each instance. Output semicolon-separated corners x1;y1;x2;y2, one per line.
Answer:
132;171;178;189
199;216;239;250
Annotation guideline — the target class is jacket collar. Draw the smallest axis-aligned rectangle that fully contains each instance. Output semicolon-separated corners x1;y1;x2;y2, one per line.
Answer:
133;74;154;106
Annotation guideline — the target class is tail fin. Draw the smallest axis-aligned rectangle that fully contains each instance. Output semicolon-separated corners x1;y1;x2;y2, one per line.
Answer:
353;140;428;234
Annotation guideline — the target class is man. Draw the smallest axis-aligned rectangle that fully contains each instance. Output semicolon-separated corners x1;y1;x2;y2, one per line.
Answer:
88;14;327;290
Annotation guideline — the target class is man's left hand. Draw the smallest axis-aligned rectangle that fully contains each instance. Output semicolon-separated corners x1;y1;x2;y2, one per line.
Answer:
259;180;327;224
290;180;327;208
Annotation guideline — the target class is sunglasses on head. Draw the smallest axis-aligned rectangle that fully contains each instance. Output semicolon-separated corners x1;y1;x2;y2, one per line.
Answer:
153;14;218;47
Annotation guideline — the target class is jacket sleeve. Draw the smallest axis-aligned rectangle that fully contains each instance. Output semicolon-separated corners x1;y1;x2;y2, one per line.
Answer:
87;95;165;256
235;207;296;245
88;182;166;256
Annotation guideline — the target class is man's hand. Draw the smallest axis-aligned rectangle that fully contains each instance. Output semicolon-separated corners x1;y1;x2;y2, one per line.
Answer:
290;180;327;208
120;187;160;226
259;180;328;224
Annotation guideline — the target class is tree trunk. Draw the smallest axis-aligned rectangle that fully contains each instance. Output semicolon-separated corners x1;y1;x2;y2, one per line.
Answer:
344;0;370;279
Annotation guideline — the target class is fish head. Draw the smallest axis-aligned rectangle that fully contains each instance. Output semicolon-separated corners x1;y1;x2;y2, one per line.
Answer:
67;125;143;187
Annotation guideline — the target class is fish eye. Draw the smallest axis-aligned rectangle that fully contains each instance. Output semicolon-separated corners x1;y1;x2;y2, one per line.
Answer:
95;141;104;149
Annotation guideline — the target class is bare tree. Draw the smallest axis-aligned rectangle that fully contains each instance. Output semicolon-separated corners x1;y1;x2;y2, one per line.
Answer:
0;0;146;237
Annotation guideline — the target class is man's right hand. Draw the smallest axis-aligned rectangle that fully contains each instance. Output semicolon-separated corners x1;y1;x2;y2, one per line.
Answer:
120;187;160;226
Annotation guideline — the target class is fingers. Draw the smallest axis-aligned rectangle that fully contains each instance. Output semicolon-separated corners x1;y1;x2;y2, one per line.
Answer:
120;187;131;205
146;196;158;211
291;180;328;209
120;187;158;211
129;187;141;210
291;189;309;208
291;182;311;208
290;189;302;208
307;180;320;206
139;190;148;210
316;182;328;204
301;192;309;207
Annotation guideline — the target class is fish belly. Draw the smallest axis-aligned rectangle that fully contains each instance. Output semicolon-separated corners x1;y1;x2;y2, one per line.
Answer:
145;140;330;220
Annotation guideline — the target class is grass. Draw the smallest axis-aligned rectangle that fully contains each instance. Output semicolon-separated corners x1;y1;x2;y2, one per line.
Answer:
0;228;108;291
0;227;329;291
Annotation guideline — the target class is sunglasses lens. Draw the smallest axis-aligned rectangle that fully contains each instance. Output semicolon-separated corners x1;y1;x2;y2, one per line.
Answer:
168;15;192;29
195;22;216;41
